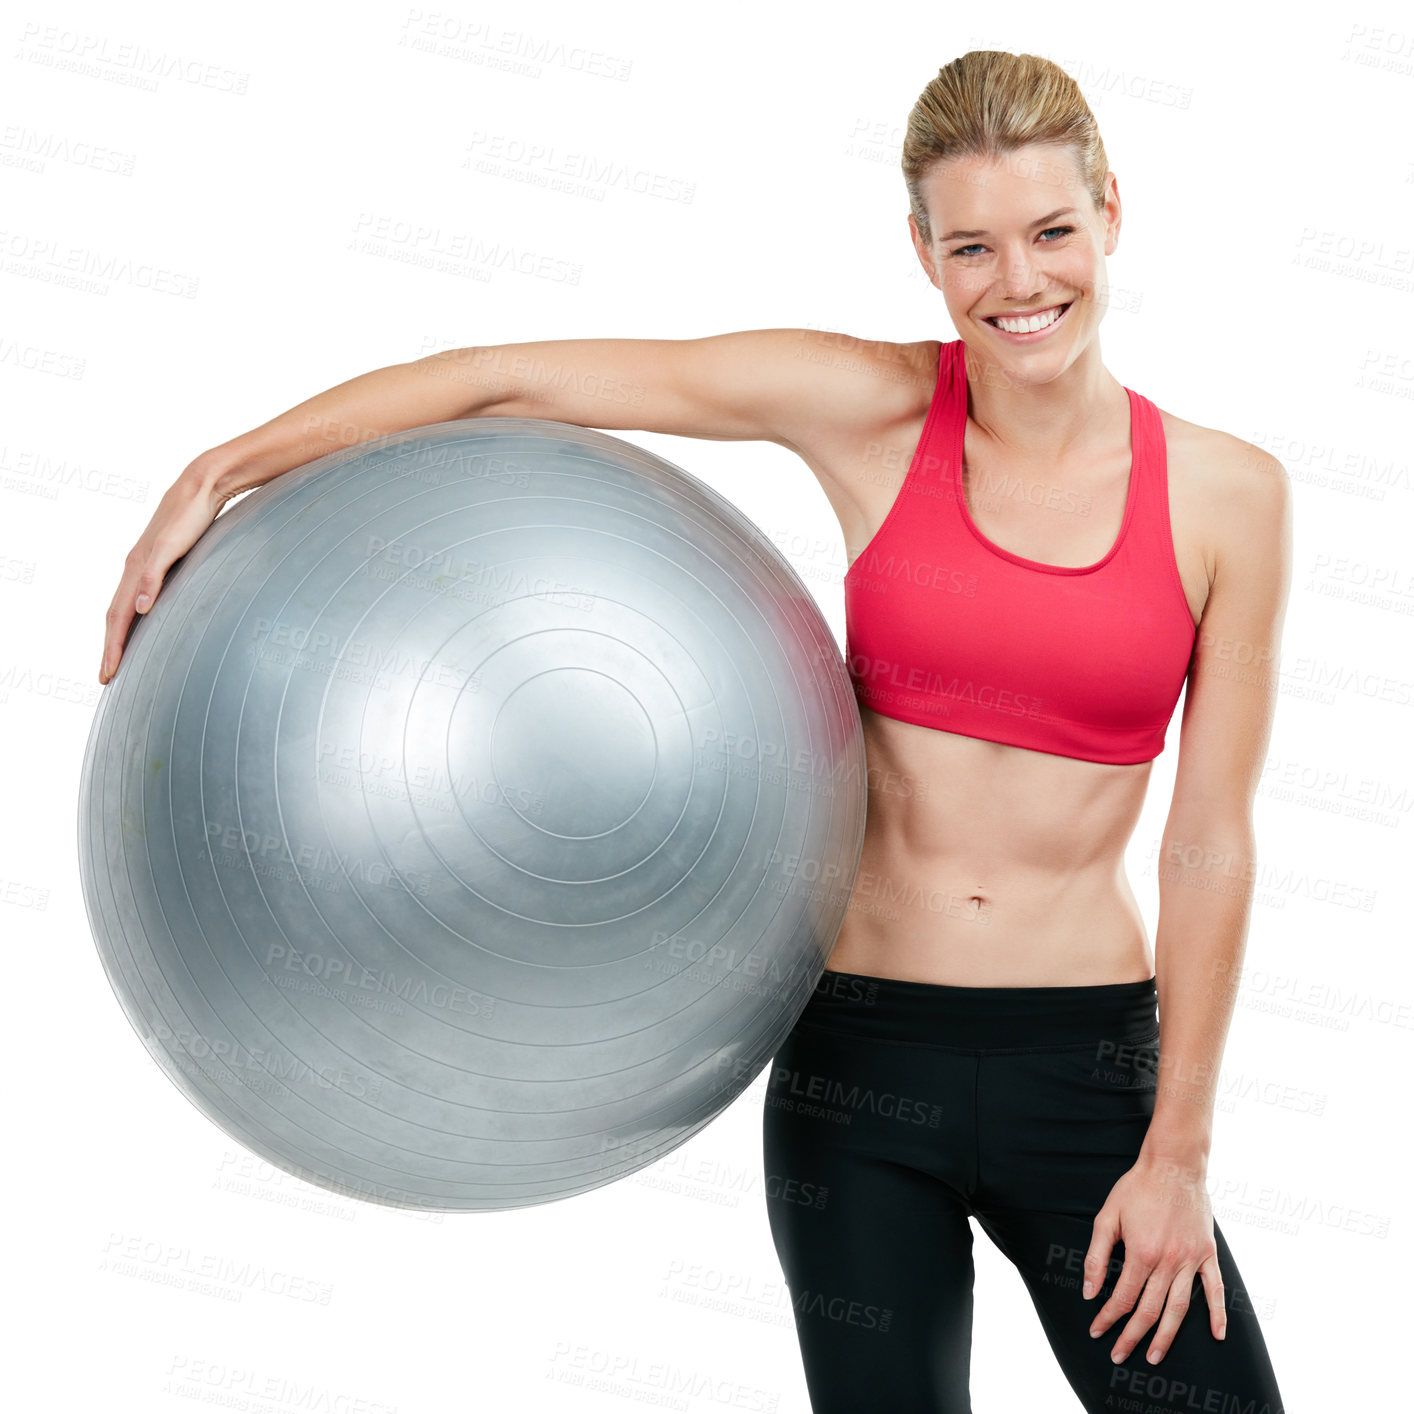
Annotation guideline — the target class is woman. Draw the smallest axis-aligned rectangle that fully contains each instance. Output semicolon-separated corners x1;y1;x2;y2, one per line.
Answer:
99;51;1287;1414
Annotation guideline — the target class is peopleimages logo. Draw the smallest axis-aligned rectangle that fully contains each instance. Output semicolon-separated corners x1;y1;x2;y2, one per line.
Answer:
789;1286;894;1333
847;547;981;597
848;655;1046;719
766;1063;944;1128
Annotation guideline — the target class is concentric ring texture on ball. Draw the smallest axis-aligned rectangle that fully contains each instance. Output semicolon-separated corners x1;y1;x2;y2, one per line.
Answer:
78;418;867;1211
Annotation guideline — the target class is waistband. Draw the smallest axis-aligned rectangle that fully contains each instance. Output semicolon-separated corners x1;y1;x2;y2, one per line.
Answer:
794;968;1159;1051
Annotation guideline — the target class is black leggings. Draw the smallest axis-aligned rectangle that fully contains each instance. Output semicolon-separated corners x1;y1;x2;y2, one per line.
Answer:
761;969;1285;1413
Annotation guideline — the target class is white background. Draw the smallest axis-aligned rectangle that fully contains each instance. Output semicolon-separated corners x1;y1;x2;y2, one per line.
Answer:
7;0;1412;1409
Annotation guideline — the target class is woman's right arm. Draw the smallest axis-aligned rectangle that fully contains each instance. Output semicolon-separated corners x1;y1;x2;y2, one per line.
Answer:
99;329;869;684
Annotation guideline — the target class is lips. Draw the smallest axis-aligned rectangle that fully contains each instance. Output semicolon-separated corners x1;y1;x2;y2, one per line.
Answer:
984;302;1071;331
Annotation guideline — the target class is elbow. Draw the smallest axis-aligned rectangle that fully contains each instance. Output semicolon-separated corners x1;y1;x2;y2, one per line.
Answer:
1157;808;1256;897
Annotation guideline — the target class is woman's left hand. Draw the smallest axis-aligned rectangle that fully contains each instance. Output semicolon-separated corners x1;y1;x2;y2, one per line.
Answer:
1081;1151;1227;1364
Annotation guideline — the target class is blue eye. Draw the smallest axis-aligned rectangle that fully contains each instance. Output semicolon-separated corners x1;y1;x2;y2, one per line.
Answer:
951;226;1074;258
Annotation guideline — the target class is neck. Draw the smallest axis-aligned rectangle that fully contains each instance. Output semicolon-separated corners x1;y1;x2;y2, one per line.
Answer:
962;337;1126;462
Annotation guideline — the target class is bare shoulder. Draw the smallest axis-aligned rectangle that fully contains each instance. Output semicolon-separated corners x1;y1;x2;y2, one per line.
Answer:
1160;406;1288;495
1157;405;1291;569
765;329;938;452
779;327;938;399
761;332;940;518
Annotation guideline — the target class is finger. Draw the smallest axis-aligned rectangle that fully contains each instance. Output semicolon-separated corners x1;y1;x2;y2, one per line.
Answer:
1107;1264;1171;1363
132;565;162;616
1141;1264;1198;1363
102;556;166;683
1199;1252;1227;1340
101;587;136;684
1082;1209;1119;1301
1088;1248;1151;1338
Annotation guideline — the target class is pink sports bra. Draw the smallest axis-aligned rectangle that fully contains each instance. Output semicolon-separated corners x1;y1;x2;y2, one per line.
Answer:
843;338;1198;764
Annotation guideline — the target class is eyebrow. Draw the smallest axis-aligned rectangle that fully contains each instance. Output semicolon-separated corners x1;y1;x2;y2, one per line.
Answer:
938;207;1078;242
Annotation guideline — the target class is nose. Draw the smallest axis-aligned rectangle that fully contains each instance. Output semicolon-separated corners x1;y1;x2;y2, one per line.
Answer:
993;241;1046;302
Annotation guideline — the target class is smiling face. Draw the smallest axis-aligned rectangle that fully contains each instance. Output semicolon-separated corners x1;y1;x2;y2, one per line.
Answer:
909;142;1121;377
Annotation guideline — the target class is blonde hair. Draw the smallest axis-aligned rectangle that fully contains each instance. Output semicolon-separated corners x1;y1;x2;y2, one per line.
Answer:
902;51;1109;247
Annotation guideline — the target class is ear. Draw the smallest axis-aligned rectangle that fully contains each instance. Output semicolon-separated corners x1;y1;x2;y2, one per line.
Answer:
908;212;940;289
1101;172;1122;256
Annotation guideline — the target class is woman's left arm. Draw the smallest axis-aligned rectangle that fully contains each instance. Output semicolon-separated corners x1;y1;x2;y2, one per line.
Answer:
1085;439;1293;1365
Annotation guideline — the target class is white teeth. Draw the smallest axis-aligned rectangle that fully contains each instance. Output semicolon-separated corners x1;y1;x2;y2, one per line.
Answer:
992;305;1065;334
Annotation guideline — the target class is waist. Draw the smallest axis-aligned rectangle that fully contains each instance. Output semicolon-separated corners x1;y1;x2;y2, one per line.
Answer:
854;711;1150;857
793;967;1158;1051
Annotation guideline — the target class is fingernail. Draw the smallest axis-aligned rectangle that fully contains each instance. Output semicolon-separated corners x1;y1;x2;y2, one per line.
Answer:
1082;1281;1094;1298
136;593;151;612
1147;1347;1163;1363
1089;1326;1100;1339
1111;1349;1125;1364
1217;1322;1227;1340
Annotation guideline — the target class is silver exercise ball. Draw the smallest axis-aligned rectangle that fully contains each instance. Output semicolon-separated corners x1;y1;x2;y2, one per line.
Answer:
78;418;866;1212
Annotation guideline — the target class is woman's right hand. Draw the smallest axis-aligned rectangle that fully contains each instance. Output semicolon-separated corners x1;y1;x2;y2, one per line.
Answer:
99;465;229;685
94;328;849;686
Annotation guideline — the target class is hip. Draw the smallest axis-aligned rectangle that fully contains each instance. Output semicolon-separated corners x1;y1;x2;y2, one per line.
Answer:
789;967;1160;1054
766;970;1162;1204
